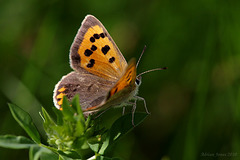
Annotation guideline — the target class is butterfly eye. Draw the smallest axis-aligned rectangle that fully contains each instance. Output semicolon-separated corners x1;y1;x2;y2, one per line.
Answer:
135;76;142;86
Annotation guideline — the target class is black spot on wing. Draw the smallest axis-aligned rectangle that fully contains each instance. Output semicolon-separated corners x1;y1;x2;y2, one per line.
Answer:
109;57;115;63
91;45;97;51
86;59;95;68
93;34;100;39
100;33;105;38
84;49;93;57
114;87;118;94
101;45;110;55
126;71;132;79
90;37;95;43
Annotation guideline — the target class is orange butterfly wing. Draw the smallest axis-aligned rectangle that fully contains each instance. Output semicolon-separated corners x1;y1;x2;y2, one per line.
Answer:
70;15;128;81
55;15;138;113
84;59;137;112
108;59;137;98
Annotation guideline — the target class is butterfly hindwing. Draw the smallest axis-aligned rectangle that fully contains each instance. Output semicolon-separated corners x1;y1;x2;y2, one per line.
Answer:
70;15;128;81
53;71;115;110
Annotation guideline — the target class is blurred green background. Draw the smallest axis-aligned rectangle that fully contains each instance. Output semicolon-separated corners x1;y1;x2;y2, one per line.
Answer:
0;0;239;159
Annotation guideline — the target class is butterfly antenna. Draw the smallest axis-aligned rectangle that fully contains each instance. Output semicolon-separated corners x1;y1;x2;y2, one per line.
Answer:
136;45;147;68
137;67;167;77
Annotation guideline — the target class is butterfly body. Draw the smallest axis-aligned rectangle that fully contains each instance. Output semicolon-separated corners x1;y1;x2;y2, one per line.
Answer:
83;59;140;114
53;15;143;116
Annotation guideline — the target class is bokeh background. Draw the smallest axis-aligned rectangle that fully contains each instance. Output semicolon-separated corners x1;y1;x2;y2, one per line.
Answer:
0;0;239;159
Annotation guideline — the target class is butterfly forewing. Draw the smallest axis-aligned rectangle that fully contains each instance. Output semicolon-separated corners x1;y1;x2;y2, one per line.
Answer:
83;59;138;112
108;59;137;98
70;15;128;82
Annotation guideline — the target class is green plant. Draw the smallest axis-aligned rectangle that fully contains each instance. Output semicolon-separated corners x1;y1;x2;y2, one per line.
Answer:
0;96;148;160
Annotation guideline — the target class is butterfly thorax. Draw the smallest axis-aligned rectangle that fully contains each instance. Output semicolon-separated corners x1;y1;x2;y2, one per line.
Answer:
83;80;139;114
83;59;139;113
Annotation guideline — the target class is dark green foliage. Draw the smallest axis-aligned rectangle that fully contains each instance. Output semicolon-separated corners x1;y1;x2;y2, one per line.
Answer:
0;0;240;159
0;96;148;159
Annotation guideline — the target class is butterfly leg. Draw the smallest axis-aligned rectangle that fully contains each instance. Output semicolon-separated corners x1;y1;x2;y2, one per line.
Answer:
122;107;125;115
124;101;137;126
122;101;134;115
134;96;150;114
131;99;137;127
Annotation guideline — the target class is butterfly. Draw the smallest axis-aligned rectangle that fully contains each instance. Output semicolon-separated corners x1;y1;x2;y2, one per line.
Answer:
53;15;166;125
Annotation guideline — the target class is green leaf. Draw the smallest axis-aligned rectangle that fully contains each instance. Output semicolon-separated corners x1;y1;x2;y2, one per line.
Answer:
29;146;58;160
39;143;58;154
41;107;58;137
41;107;56;126
85;115;92;129
52;107;64;125
8;103;41;144
87;141;100;153
57;150;82;159
71;95;85;136
59;155;80;160
74;115;85;136
61;97;75;122
71;95;84;118
96;156;122;160
99;112;148;154
0;135;36;149
29;146;41;160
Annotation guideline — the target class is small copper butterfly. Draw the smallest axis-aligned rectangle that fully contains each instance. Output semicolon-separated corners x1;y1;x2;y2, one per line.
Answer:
53;15;167;124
